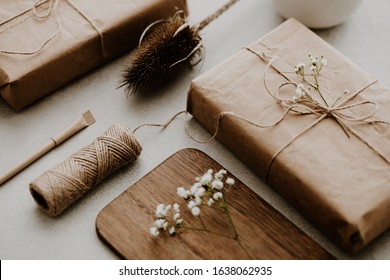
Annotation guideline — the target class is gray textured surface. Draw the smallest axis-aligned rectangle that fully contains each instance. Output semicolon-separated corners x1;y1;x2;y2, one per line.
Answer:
1;0;389;259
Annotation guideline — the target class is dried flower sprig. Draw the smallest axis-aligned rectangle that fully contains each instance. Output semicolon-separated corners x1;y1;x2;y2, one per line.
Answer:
291;54;350;136
149;169;252;259
292;54;329;106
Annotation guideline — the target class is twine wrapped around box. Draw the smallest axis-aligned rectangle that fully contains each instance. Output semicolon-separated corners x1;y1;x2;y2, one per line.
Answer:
187;18;390;253
0;0;188;110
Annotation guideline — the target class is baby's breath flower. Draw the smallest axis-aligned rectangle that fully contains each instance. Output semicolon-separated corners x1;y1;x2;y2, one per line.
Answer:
155;203;165;217
155;219;166;229
149;226;159;237
191;206;201;216
177;187;188;199
226;177;235;185
294;62;305;77
149;169;237;240
214;169;227;180
190;184;199;195
321;58;328;66
207;198;215;206
173;212;181;220
213;192;223;200
212;180;223;190
169;227;176;235
310;55;317;64
155;204;171;218
195;187;206;197
200;172;213;185
195;196;202;205
187;200;196;209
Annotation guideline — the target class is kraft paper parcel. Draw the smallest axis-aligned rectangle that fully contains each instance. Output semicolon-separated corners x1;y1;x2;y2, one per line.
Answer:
187;18;390;254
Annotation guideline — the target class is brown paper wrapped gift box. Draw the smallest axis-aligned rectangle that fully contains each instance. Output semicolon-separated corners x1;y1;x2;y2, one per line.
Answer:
187;18;390;254
0;0;187;110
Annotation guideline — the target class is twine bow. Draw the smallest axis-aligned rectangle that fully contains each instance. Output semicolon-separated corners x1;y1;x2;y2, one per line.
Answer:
186;47;390;184
247;47;390;182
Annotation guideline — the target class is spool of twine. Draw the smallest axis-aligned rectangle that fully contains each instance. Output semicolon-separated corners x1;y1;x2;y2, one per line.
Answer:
29;124;142;217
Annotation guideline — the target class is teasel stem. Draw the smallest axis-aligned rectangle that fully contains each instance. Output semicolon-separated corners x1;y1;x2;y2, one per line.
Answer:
197;0;241;31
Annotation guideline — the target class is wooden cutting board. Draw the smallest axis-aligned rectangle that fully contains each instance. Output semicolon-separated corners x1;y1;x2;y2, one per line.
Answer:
96;148;335;259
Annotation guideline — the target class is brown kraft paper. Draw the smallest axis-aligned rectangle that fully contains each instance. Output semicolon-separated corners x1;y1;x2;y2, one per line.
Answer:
0;0;187;110
187;18;390;254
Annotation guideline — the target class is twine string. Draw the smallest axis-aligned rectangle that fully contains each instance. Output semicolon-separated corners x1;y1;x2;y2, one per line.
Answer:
132;110;186;135
33;0;54;19
66;0;106;61
0;0;61;55
250;48;390;180
197;0;240;31
0;0;105;59
184;47;390;183
30;124;142;217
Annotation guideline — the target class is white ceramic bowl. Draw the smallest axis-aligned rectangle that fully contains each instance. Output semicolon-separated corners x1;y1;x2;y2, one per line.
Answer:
272;0;364;29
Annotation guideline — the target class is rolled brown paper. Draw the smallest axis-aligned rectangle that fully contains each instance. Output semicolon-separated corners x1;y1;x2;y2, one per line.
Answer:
29;124;142;217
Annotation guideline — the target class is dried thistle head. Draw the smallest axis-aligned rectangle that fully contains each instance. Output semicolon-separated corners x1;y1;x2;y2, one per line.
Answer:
119;11;203;95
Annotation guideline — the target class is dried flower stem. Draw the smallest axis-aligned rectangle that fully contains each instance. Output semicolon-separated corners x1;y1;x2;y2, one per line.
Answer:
294;54;349;137
149;169;253;259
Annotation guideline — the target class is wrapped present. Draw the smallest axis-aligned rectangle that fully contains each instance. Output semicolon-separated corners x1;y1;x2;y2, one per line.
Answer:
187;18;390;254
0;0;187;110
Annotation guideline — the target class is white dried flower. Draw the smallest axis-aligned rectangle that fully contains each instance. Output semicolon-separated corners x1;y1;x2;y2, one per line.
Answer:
191;206;201;216
226;177;235;185
213;192;223;200
212;180;223;190
207;198;215;206
294;62;305;77
195;196;202;205
155;203;165;217
173;203;180;213
214;169;227;180
155;219;165;229
321;58;327;66
169;227;176;235
200;172;213;185
187;200;196;209
195;187;206;197
177;187;188;199
190;184;199;195
155;204;171;218
173;213;181;221
176;218;183;225
149;226;159;237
